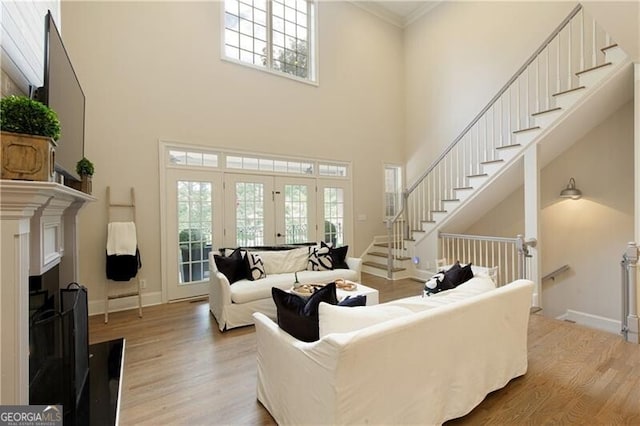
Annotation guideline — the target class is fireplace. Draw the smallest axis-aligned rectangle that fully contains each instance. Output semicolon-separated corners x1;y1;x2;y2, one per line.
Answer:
0;181;94;405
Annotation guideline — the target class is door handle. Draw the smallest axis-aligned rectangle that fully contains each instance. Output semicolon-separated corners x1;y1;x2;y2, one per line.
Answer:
277;233;283;237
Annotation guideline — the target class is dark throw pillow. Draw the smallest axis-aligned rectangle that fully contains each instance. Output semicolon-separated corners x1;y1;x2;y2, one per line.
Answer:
272;283;338;342
321;241;349;269
213;248;245;284
337;294;367;307
444;261;474;287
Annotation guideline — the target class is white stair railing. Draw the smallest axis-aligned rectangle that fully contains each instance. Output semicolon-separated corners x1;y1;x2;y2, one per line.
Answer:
386;4;619;277
621;242;639;343
439;233;535;286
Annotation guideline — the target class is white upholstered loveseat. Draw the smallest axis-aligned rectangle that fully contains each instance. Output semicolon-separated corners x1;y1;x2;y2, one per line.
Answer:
253;278;534;425
208;247;362;331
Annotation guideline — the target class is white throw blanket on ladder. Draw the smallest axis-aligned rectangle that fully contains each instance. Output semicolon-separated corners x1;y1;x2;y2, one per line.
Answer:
106;222;137;256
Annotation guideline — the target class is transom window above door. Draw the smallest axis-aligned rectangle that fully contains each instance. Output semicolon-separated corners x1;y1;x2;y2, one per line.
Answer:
222;0;317;83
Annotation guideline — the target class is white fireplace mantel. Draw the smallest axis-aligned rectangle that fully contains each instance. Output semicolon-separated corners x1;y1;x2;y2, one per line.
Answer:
0;180;95;404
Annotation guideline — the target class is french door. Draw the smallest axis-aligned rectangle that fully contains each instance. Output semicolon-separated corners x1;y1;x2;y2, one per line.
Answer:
165;169;223;301
224;174;317;246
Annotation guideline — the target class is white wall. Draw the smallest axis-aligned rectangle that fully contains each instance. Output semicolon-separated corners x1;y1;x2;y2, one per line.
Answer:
404;1;576;184
465;101;634;326
540;101;634;322
59;1;404;307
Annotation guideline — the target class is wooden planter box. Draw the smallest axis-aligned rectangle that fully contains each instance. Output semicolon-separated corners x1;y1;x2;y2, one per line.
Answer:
1;131;57;181
69;175;92;195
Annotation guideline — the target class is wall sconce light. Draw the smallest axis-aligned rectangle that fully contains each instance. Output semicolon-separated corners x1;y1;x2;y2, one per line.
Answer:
560;177;582;200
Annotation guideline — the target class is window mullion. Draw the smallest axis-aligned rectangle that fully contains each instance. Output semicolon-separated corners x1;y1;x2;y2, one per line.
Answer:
266;0;273;71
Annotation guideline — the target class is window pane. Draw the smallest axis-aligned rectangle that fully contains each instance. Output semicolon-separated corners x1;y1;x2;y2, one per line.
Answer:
186;152;203;166
254;8;266;25
225;45;240;60
272;1;284;17
169;150;187;165
239;2;252;19
239;18;253;36
255;24;267;41
225;0;239;15
225;13;239;29
178;181;212;283
273;31;284;48
324;187;344;246
384;165;402;217
284;184;308;243
285;6;296;22
273;16;284;32
227;156;242;169
225;29;240;47
203;154;218;168
240;49;253;63
235;182;265;246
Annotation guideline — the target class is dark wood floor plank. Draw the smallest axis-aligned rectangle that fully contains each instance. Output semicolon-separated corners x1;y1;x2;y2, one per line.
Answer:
89;273;640;425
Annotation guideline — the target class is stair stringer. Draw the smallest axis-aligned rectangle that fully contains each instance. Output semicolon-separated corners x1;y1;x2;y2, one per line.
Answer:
411;57;634;269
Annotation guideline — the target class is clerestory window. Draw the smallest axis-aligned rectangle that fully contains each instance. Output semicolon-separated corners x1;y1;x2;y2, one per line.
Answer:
222;0;317;83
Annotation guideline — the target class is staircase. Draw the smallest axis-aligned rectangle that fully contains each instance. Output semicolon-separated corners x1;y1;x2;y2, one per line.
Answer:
367;4;633;280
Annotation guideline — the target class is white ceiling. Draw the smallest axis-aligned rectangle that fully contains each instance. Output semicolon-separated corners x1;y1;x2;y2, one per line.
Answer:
352;1;441;28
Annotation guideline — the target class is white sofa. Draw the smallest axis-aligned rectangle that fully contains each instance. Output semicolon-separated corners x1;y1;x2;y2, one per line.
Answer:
253;278;534;425
208;247;362;331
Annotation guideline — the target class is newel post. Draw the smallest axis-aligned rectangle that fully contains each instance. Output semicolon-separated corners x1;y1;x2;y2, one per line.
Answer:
624;242;639;343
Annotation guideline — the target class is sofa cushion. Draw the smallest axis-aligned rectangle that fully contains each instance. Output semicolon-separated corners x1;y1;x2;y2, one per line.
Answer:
272;283;338;342
415;276;497;307
318;303;413;338
258;247;308;275
229;268;359;304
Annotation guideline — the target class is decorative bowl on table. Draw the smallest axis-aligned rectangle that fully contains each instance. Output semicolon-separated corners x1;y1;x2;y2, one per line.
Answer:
335;278;357;291
290;283;325;298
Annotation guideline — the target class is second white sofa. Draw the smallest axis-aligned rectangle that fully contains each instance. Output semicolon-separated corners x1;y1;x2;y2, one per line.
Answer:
209;246;362;331
254;278;534;425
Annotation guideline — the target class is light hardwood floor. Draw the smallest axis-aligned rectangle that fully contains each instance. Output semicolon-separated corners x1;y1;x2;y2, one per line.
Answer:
89;273;640;425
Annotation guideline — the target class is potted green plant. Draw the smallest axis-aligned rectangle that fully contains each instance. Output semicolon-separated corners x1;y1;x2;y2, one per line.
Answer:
0;95;60;181
75;157;94;194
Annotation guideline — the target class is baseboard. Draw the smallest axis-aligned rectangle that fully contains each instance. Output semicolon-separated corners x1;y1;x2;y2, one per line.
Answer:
556;309;621;335
88;291;163;316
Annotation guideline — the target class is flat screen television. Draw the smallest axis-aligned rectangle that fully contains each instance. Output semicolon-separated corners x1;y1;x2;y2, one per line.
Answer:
34;11;85;182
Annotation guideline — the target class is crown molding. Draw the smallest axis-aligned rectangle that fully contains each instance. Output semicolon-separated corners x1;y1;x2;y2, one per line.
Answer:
349;1;405;28
405;1;441;27
348;1;441;29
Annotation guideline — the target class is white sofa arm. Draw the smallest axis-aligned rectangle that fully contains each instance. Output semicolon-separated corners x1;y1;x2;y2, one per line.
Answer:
346;257;362;282
253;313;339;424
208;252;232;331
